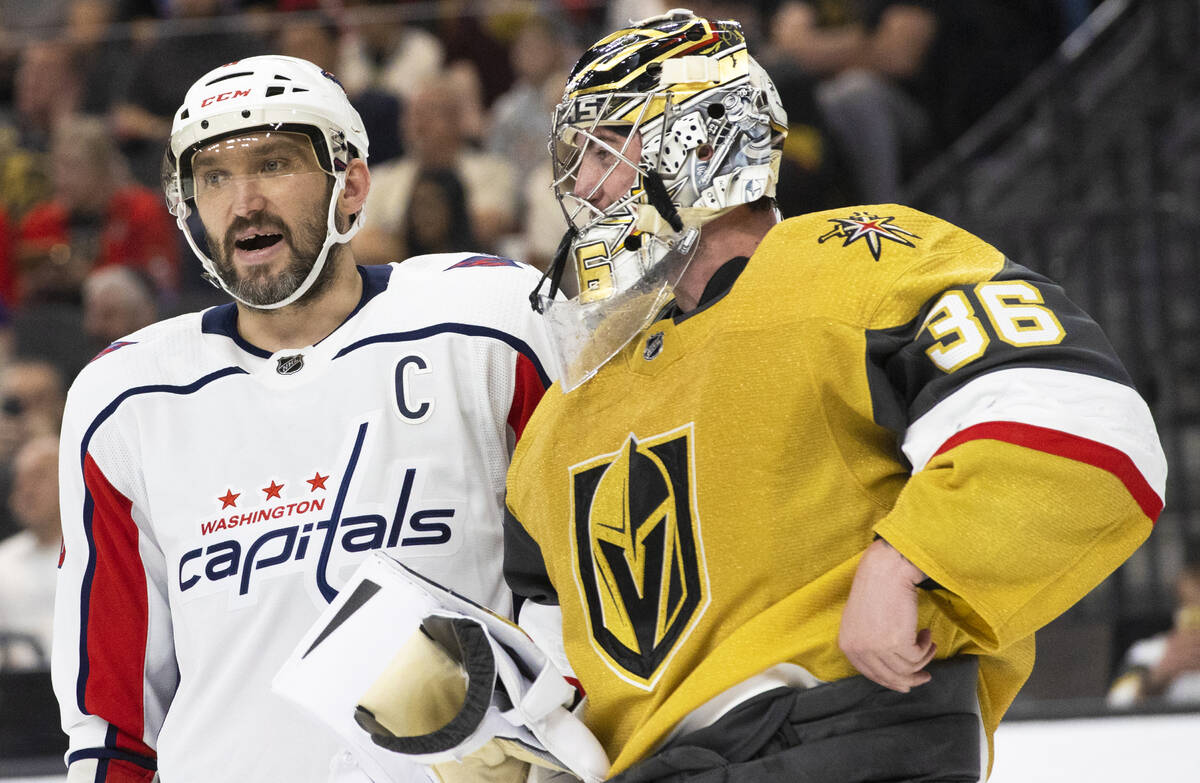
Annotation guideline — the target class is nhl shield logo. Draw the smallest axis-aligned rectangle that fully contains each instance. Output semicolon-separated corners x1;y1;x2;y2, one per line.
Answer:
276;354;304;375
570;424;707;689
643;331;665;361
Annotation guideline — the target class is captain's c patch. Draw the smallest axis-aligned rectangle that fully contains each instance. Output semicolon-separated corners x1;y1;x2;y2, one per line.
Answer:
569;424;708;690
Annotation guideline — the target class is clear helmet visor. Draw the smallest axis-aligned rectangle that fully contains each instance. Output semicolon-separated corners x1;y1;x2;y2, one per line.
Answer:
538;96;703;392
536;224;698;393
164;129;347;310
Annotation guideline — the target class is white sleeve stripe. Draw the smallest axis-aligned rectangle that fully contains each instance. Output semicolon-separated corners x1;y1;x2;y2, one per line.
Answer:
902;368;1167;495
64;757;99;783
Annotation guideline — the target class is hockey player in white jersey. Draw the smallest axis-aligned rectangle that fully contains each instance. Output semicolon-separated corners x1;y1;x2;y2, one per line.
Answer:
52;55;557;783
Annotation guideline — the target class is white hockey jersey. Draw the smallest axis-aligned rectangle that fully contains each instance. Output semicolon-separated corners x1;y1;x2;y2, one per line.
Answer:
52;257;556;783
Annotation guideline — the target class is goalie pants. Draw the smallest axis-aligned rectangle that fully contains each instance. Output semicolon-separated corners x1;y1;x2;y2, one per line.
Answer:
608;657;983;783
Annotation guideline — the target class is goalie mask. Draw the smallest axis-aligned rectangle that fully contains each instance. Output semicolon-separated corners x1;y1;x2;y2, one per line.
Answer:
532;8;787;391
162;55;369;310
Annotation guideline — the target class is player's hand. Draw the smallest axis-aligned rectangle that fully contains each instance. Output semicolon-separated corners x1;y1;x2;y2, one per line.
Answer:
838;537;936;693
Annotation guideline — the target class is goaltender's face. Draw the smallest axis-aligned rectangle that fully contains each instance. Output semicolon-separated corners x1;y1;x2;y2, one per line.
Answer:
191;131;334;307
572;127;642;214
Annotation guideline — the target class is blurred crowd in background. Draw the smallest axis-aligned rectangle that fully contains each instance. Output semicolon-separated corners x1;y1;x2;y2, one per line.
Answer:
4;0;1181;755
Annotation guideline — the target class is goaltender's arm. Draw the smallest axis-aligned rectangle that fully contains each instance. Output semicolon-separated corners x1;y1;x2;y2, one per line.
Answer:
851;255;1164;671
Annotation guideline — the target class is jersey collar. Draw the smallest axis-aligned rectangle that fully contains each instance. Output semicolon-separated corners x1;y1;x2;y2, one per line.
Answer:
659;255;750;323
201;264;392;357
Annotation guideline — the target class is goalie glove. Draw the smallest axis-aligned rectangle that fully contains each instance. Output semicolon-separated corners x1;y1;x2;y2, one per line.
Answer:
272;552;609;783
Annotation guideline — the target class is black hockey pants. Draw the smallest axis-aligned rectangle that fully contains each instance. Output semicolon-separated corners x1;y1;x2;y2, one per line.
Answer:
607;656;982;783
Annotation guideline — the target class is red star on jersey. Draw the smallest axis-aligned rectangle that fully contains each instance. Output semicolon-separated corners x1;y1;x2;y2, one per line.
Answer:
219;490;239;509
262;480;284;500
306;472;329;492
817;212;920;261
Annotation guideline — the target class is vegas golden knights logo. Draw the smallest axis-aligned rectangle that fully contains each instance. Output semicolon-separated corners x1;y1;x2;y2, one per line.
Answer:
570;425;706;689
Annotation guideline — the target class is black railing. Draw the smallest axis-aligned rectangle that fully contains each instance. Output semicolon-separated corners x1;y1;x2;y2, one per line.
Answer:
905;0;1200;652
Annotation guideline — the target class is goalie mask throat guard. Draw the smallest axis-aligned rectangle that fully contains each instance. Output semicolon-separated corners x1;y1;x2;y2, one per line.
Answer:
163;55;369;310
532;9;786;392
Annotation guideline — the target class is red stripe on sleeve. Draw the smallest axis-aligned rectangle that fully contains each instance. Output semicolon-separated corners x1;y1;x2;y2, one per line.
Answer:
931;421;1163;522
507;352;548;443
102;759;157;783
82;454;153;758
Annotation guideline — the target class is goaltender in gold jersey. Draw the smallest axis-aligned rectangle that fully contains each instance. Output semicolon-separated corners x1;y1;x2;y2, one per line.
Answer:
505;10;1165;783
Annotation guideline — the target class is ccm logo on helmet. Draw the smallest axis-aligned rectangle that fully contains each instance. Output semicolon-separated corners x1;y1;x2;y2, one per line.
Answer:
201;89;251;107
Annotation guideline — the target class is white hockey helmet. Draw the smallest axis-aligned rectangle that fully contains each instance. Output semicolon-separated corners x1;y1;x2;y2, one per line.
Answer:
162;55;369;309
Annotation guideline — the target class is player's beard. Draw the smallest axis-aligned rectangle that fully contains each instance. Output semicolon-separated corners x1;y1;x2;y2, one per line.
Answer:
208;197;337;309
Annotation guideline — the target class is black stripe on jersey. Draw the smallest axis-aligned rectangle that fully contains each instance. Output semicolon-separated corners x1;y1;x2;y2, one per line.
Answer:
503;504;559;607
200;265;392;357
865;259;1132;437
67;747;157;771
303;579;381;658
335;323;552;388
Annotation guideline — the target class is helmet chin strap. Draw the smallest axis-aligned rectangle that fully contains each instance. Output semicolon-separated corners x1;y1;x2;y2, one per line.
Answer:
529;227;578;313
242;173;362;311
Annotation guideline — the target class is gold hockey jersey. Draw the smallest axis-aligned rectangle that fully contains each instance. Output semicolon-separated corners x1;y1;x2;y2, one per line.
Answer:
504;205;1165;775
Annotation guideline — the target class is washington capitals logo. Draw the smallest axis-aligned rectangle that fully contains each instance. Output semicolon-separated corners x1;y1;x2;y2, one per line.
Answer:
819;212;920;261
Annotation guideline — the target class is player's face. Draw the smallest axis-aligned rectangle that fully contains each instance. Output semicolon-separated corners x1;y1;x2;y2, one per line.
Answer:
572;127;642;213
191;131;333;306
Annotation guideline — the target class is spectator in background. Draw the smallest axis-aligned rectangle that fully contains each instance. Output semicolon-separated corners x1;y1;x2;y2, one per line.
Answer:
518;160;573;292
354;76;516;264
403;167;477;257
10;116;170;380
276;11;404;165
1109;562;1200;707
690;0;852;214
111;0;267;186
81;264;158;354
433;0;514;111
487;18;565;195
513;67;576;283
0;40;75;224
337;0;444;105
769;0;1060;202
6;39;83;155
444;58;489;148
18;114;179;304
769;0;938;202
0;435;61;671
0;360;64;541
0;359;65;457
0;0;75;101
68;0;135;116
